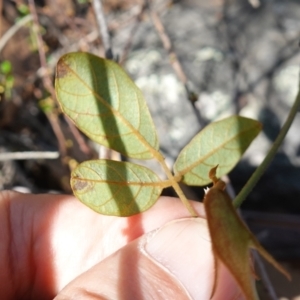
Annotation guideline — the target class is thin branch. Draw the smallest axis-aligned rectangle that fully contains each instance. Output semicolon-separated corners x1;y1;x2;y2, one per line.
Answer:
49;7;145;69
252;251;278;300
91;0;121;161
119;2;148;65
0;14;33;54
28;0;48;87
150;10;187;85
234;86;300;208
28;0;67;156
28;0;91;157
0;151;59;161
92;0;113;59
149;7;201;123
64;117;91;155
223;178;279;298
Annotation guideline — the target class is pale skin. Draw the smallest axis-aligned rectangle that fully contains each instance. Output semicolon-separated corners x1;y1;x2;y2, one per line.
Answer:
0;191;244;299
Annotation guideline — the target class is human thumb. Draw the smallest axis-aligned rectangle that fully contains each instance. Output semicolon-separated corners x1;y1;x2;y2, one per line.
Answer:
55;218;242;299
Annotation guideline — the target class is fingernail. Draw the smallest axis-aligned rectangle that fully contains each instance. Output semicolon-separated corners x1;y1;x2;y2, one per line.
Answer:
144;218;214;299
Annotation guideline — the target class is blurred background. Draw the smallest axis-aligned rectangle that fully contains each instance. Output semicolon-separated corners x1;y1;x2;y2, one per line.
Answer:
1;0;300;298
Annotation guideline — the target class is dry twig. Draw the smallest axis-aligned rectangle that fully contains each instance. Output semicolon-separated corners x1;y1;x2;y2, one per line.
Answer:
28;0;90;157
224;178;279;299
119;1;148;65
150;10;187;87
92;0;122;161
252;251;278;300
28;0;67;156
92;0;113;59
149;6;202;124
0;151;59;161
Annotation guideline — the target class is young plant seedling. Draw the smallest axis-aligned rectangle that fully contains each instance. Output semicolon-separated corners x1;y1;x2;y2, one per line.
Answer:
55;52;292;299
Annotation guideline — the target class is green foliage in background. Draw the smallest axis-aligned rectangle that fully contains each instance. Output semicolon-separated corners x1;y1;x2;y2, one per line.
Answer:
0;60;14;100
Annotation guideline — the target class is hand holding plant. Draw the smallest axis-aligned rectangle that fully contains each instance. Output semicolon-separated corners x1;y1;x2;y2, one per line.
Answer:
54;52;294;299
0;191;242;299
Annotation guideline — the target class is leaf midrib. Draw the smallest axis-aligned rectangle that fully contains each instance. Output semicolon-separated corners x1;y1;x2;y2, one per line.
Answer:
72;176;171;188
175;125;258;175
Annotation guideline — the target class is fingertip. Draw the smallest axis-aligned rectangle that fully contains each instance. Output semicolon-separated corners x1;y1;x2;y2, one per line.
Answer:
56;218;214;300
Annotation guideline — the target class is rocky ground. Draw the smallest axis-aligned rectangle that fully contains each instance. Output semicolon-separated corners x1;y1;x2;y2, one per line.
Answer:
1;0;300;298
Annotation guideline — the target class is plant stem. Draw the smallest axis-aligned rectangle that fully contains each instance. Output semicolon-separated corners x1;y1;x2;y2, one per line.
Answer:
157;154;198;217
233;86;300;208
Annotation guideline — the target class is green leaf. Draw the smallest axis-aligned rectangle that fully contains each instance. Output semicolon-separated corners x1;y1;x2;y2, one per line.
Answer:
204;167;290;299
0;60;12;74
55;52;158;159
173;116;262;186
71;160;166;216
17;4;30;16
